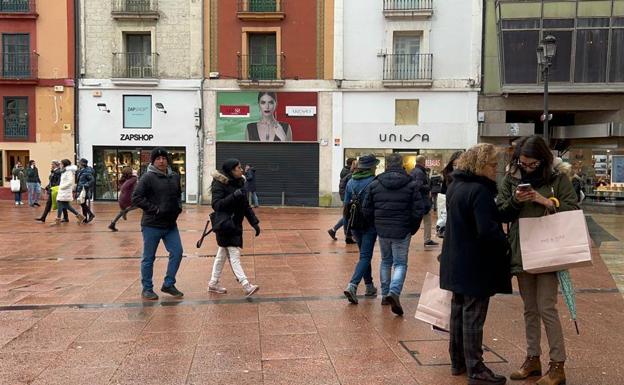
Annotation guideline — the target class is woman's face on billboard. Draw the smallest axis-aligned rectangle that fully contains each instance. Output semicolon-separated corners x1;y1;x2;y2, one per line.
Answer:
259;94;276;117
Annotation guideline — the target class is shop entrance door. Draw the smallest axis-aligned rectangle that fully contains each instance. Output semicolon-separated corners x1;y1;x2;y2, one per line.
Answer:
5;150;29;182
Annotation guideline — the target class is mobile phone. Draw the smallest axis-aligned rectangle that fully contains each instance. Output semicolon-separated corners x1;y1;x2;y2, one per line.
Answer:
517;183;532;192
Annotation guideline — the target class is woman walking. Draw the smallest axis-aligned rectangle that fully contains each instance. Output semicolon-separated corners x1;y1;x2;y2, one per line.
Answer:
51;159;85;225
11;161;27;205
208;159;261;297
76;158;96;223
109;167;139;232
440;144;511;385
25;160;42;207
498;135;578;385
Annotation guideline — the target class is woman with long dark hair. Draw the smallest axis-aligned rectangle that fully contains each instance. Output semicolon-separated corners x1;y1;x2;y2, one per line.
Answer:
436;150;464;237
246;92;293;142
497;135;578;385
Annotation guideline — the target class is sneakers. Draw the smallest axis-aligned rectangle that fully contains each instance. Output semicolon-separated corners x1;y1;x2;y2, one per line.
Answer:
385;293;404;316
365;283;377;297
142;289;159;301
436;226;445;238
15;202;19;205
108;223;118;232
208;283;227;294
243;282;259;297
76;214;86;224
327;228;337;241
86;214;95;223
345;237;356;245
343;284;358;304
424;240;439;247
161;285;184;297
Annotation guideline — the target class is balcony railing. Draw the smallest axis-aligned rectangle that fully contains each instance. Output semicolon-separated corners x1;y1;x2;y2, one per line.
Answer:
4;117;28;139
0;0;35;13
238;0;282;12
112;52;158;79
1;52;37;80
383;53;432;86
111;0;158;19
238;54;284;80
383;0;433;17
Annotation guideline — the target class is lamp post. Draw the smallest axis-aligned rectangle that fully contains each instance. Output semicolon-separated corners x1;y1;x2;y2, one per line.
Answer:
537;35;557;145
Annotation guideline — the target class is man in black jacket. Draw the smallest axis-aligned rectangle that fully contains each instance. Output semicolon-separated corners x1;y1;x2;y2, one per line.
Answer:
364;153;424;315
410;155;438;248
35;161;68;223
131;147;184;300
328;158;356;243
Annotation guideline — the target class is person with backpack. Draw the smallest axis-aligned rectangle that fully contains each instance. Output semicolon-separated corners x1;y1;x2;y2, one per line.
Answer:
108;167;139;232
76;158;96;223
328;159;356;244
363;153;425;315
342;154;379;304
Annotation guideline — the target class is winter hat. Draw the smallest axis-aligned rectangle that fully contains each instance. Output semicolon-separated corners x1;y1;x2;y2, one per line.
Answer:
357;154;380;169
150;147;169;164
221;158;241;178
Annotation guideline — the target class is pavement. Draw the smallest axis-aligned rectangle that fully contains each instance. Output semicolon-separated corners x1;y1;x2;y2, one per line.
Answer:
0;201;623;385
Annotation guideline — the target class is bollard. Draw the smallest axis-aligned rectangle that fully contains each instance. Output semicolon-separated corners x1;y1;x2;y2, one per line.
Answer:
281;192;285;206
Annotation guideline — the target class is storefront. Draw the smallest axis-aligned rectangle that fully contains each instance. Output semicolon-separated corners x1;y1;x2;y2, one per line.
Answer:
78;80;200;202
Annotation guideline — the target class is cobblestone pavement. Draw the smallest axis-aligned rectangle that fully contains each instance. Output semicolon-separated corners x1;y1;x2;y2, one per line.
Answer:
1;201;623;385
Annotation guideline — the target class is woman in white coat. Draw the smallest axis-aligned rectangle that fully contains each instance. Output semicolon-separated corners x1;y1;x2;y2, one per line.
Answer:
51;159;85;225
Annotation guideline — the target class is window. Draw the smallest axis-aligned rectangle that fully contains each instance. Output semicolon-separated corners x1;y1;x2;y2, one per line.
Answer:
125;33;152;78
3;97;28;139
2;33;30;78
249;33;277;79
544;30;572;82
249;0;277;12
610;28;624;82
123;95;152;129
391;33;422;80
575;28;609;83
0;0;29;12
395;99;419;125
502;30;539;84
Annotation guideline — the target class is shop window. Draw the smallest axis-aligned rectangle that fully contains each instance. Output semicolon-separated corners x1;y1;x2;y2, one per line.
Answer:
575;29;609;83
502;30;539;84
395;99;419;125
3;97;28;139
123;95;152;128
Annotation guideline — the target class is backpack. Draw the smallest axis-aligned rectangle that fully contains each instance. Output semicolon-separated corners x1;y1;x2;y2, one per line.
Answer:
343;179;373;232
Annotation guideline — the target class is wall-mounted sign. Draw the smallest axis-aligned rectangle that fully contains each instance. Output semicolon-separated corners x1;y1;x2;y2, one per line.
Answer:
286;106;317;117
123;95;152;129
379;133;430;143
219;105;250;118
120;133;154;141
612;155;624;185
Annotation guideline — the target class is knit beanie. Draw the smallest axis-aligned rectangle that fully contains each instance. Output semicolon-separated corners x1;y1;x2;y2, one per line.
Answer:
150;147;169;164
221;158;241;179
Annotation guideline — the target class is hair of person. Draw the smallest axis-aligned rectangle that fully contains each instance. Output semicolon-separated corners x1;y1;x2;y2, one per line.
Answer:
442;150;464;180
121;166;133;179
221;158;241;178
456;143;497;176
257;91;277;103
60;159;71;167
415;155;426;165
350;160;358;171
346;158;356;167
509;135;553;180
51;160;60;166
385;153;403;170
79;158;88;166
28;160;35;166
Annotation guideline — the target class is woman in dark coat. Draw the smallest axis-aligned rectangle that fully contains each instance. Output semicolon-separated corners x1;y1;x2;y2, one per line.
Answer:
108;167;139;232
208;159;261;297
439;143;510;385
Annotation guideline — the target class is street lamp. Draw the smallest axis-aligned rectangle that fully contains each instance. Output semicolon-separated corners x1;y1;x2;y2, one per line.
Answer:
537;35;557;145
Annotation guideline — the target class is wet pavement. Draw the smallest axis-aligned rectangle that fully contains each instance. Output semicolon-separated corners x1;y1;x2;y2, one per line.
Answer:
1;201;623;385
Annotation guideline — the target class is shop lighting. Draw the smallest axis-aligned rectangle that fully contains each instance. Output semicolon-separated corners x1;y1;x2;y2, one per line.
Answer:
155;103;167;113
97;103;110;113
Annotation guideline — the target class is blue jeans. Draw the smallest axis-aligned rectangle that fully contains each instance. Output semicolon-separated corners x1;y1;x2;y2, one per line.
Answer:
333;217;344;231
57;201;80;217
141;225;184;291
379;234;411;296
27;182;41;205
248;192;259;207
349;227;377;286
14;192;22;203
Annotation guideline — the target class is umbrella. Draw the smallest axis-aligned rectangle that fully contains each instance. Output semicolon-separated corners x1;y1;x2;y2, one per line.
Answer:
557;269;580;335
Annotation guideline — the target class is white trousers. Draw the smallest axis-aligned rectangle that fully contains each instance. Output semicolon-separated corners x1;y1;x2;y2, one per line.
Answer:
209;246;248;286
436;193;447;228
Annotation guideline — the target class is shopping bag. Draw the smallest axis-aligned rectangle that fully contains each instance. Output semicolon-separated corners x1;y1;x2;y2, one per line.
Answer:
51;186;59;211
415;272;452;331
519;210;592;274
77;189;86;204
10;177;20;192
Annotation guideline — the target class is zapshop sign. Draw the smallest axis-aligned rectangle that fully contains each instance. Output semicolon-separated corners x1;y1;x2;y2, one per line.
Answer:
120;133;154;141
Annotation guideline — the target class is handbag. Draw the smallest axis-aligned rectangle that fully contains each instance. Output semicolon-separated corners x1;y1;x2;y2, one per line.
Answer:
10;177;20;193
210;211;239;235
415;272;453;331
77;189;86;204
519;210;592;273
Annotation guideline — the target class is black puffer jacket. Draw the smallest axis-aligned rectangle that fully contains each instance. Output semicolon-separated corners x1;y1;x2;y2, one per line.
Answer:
46;168;62;191
440;171;511;298
76;166;95;200
363;167;425;239
410;164;432;213
131;165;182;229
338;172;352;202
211;171;259;248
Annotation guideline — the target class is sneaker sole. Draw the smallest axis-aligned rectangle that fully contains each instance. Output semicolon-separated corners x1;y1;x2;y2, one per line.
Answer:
245;286;259;297
365;291;377;297
141;295;159;301
343;290;358;304
208;288;227;294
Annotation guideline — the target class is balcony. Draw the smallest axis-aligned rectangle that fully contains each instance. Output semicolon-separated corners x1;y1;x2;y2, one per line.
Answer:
237;53;285;88
382;53;433;88
112;52;159;85
237;0;284;21
383;0;433;18
111;0;159;20
0;52;38;83
0;0;37;18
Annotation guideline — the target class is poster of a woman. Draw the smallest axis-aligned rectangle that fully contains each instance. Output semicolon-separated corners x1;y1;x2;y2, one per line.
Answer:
246;92;293;142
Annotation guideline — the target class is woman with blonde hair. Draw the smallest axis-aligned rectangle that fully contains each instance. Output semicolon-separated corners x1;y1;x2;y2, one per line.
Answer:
440;143;511;385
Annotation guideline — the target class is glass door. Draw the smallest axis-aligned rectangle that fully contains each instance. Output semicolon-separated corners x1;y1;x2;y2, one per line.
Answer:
94;148;119;200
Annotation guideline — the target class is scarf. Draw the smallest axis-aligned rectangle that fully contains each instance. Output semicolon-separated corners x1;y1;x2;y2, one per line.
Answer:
352;170;375;180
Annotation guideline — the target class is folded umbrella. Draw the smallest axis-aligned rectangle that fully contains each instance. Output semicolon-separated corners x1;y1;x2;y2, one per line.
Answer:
557;269;580;335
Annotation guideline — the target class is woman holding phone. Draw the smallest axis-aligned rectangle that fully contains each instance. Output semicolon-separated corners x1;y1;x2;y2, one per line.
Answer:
497;136;578;385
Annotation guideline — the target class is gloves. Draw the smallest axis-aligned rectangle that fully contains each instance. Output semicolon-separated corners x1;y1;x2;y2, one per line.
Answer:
252;223;261;237
233;188;246;199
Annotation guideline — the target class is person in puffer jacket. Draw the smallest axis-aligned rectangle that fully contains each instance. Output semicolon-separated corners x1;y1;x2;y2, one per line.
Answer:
50;159;84;226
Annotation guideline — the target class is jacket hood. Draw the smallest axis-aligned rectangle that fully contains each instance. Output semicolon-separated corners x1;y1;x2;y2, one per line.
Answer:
452;170;498;193
148;164;173;176
63;165;78;172
377;168;412;190
212;170;245;187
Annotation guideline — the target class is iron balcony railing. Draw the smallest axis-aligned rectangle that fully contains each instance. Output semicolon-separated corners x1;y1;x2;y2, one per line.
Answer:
238;54;284;80
4;116;28;138
383;53;432;81
112;52;158;78
383;0;432;11
1;52;37;79
237;0;282;13
111;0;158;13
0;0;35;13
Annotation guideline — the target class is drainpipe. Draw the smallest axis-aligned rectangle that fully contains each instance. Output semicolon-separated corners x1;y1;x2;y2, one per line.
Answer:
196;0;206;206
73;0;80;161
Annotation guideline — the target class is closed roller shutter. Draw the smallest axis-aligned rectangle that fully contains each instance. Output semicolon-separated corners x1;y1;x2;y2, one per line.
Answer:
216;142;319;206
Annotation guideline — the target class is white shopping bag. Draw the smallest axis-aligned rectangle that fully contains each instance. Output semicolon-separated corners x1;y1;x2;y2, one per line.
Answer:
10;177;20;193
415;272;452;331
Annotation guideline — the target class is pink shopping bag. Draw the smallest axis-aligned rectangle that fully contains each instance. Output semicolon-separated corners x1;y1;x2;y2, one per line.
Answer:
415;272;452;331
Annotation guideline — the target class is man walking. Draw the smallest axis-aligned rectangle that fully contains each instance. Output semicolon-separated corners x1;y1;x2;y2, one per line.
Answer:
76;158;96;223
364;153;424;315
244;164;259;208
132;147;184;300
328;158;357;243
25;160;42;207
35;161;68;222
411;155;438;248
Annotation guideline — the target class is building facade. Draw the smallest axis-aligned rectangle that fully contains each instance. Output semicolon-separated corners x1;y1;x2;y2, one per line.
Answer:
332;0;482;204
0;0;75;186
78;0;203;202
480;0;624;201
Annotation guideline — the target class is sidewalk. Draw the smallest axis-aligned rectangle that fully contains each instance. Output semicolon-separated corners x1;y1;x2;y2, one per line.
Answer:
0;201;623;385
